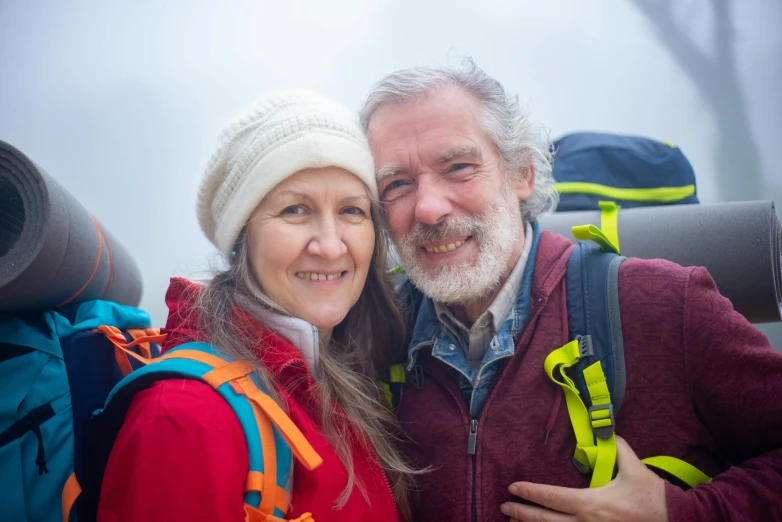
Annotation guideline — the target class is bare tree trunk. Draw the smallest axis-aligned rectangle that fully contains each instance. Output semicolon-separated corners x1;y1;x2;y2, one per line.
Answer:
632;0;782;351
631;0;764;202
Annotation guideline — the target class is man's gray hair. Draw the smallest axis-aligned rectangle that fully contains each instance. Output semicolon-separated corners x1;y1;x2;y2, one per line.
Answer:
359;58;558;221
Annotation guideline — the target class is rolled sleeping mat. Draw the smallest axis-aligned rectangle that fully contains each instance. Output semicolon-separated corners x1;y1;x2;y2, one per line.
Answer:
0;140;143;311
539;201;782;323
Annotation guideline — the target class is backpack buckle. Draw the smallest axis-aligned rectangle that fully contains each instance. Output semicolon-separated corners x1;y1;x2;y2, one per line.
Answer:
576;335;593;357
406;364;425;390
588;403;614;440
572;456;591;476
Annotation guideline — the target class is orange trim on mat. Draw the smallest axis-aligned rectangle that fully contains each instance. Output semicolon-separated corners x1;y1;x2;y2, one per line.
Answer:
100;225;115;300
58;215;104;307
61;472;81;522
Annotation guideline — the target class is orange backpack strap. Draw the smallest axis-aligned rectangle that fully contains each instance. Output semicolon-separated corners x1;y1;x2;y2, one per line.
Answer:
166;348;323;520
94;325;166;376
61;472;81;522
232;377;323;471
125;328;155;359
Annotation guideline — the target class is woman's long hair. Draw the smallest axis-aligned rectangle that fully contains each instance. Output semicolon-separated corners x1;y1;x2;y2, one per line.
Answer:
192;199;417;518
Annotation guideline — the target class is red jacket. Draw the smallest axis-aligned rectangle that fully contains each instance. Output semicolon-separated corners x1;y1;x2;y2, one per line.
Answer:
97;278;400;522
396;231;782;522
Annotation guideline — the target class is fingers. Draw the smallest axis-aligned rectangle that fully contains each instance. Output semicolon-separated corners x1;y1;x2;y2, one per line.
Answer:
500;501;575;522
615;435;645;475
508;482;587;515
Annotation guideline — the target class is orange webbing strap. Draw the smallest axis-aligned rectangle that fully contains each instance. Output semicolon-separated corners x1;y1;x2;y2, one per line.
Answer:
125;329;157;359
158;349;236;368
61;472;81;522
233;378;323;472
203;360;256;389
95;326;167;376
256;404;279;516
156;349;322;519
244;471;291;513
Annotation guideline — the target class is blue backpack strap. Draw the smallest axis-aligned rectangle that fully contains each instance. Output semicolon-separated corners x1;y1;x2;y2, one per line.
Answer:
77;341;321;522
565;241;627;412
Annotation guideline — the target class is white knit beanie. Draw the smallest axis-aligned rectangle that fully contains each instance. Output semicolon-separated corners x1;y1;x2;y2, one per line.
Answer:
197;90;377;257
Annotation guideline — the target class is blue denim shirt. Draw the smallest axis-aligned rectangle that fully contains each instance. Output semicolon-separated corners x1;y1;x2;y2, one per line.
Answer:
404;221;542;419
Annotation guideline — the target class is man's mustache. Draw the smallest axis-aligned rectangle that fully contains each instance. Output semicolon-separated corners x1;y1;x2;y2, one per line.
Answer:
402;218;480;245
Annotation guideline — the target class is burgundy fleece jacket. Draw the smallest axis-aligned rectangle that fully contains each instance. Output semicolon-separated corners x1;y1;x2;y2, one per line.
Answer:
396;231;782;522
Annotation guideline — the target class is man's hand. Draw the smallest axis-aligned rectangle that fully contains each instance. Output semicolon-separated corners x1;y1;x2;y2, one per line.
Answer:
500;436;668;522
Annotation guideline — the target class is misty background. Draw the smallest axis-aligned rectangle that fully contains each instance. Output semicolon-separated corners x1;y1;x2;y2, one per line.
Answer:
1;0;781;346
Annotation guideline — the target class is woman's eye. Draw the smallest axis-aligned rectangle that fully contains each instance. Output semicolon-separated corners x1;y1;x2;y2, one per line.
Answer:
281;205;306;215
342;206;366;216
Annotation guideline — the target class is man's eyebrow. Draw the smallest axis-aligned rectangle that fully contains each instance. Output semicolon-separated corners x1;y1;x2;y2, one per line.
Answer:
436;145;483;164
376;165;408;180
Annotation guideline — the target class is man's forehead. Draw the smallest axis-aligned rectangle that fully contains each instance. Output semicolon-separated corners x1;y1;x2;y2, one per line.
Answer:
368;88;481;142
368;90;487;176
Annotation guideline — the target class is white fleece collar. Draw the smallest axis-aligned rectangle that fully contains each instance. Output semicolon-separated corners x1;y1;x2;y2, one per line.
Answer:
236;295;320;377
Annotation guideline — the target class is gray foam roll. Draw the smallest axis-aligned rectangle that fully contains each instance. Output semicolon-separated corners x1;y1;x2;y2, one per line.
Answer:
539;201;782;323
0;140;143;311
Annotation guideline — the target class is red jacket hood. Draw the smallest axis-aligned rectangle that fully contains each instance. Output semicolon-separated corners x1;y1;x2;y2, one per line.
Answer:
160;277;309;377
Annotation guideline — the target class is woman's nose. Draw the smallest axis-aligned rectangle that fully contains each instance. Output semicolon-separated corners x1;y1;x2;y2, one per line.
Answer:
307;218;347;260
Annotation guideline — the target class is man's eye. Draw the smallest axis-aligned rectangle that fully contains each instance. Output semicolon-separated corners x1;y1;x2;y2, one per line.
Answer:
385;179;408;191
450;163;472;172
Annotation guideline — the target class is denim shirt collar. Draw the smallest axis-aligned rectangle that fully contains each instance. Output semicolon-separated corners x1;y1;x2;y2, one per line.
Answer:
406;220;542;373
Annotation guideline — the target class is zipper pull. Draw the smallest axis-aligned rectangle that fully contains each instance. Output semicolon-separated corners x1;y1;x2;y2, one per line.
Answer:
32;425;48;475
467;419;478;455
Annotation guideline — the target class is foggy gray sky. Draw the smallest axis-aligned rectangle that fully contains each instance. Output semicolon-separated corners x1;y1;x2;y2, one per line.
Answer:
1;0;780;327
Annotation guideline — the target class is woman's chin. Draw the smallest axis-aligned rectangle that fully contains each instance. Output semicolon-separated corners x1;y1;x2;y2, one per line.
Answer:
299;308;350;331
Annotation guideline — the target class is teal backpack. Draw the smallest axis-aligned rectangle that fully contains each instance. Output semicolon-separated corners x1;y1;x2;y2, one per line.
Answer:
0;300;322;522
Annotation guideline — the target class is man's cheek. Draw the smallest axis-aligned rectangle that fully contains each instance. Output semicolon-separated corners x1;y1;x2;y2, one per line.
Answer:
386;201;412;239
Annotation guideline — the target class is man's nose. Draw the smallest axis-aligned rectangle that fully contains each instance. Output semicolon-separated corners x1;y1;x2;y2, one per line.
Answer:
414;176;453;225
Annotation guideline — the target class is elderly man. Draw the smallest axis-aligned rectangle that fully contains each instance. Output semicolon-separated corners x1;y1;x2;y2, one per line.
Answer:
360;60;782;522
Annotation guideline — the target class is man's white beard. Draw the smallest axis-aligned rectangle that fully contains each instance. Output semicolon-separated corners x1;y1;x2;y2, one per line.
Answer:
394;192;522;305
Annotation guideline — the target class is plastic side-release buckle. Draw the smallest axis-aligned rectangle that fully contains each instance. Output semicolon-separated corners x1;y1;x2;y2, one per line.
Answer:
572;456;591;475
588;403;615;440
406;364;425;390
576;335;594;357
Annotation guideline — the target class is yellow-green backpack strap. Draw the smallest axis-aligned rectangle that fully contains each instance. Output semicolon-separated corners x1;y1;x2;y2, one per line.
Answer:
641;456;712;488
581;361;617;488
378;363;407;408
571;201;621;254
544;342;616;488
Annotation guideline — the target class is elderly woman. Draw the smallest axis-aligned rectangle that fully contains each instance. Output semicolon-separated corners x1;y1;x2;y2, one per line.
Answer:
96;91;415;522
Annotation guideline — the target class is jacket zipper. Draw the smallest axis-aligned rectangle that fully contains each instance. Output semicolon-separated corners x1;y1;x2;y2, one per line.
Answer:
468;419;478;522
380;465;400;522
471;296;548;521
